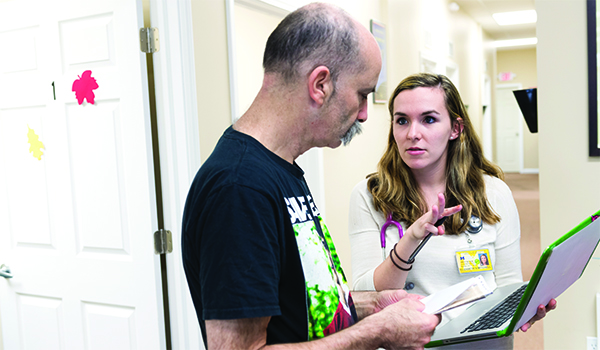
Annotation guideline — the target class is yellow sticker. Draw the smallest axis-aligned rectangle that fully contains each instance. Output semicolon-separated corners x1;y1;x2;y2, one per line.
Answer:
27;125;45;160
455;248;493;274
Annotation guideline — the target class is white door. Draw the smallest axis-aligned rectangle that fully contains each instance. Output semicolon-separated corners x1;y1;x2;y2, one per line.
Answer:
495;84;523;173
0;0;166;349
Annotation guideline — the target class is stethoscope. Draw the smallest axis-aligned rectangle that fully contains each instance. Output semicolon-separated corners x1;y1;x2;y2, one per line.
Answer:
380;214;483;262
380;213;404;261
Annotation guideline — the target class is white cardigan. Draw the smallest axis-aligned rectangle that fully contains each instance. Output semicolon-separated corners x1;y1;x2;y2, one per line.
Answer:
348;175;523;349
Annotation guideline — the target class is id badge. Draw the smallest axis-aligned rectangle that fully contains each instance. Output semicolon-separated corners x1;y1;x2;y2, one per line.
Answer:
455;248;493;274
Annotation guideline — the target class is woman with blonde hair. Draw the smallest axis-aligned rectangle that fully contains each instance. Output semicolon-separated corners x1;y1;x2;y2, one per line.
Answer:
348;73;554;349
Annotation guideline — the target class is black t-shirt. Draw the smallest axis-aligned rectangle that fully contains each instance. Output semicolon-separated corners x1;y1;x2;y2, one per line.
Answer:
182;127;357;346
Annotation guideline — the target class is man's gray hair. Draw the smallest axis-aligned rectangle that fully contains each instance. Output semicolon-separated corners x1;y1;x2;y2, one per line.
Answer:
262;3;363;86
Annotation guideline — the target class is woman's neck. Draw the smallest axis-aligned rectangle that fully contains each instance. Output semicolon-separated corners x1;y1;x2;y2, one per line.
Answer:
412;165;447;208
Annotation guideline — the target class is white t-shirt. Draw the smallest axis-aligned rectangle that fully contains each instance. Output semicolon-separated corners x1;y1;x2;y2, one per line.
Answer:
349;175;523;349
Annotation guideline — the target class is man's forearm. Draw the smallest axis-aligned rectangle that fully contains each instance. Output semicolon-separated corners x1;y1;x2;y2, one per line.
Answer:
264;313;386;350
350;291;383;321
206;292;437;350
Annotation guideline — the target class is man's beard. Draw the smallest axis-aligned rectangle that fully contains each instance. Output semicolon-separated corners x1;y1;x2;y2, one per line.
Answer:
341;120;363;146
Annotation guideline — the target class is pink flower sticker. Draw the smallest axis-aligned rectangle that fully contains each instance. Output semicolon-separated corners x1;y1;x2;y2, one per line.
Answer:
72;70;99;105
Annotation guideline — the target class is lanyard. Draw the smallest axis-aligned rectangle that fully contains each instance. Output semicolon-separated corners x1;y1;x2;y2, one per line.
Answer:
302;192;350;309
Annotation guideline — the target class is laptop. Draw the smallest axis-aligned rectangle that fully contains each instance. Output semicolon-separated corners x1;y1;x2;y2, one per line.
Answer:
426;209;600;347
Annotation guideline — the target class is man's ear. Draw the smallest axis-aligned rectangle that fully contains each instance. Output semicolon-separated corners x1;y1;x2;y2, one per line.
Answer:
308;66;333;106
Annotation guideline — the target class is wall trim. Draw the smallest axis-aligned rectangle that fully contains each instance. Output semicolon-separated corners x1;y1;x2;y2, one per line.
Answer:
149;0;202;348
521;168;539;174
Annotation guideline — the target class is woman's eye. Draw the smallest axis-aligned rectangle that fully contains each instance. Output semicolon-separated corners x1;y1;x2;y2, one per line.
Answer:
396;117;407;125
424;116;436;124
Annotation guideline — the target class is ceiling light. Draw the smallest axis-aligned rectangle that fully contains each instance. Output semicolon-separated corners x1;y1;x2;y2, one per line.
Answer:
494;37;537;48
492;10;537;26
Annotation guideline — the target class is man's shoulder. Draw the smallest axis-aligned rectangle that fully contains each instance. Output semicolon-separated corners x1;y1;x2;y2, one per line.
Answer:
195;130;300;196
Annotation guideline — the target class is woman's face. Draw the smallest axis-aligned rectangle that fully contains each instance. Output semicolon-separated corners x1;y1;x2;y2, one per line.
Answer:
392;87;461;175
481;254;488;264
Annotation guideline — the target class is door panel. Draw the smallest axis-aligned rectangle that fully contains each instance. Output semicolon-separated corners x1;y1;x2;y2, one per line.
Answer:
0;1;165;349
496;85;523;173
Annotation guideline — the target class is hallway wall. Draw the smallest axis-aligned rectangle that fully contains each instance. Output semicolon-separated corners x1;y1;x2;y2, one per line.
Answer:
537;0;600;348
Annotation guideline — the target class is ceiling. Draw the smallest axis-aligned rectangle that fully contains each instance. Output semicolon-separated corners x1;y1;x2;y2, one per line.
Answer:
451;0;536;41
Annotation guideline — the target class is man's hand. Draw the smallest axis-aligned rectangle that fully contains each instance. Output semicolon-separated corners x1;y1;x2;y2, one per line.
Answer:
376;296;441;350
519;298;557;332
352;289;439;349
371;289;423;311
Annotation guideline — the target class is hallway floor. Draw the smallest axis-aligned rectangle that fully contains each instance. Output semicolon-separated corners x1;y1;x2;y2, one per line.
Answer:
504;173;543;350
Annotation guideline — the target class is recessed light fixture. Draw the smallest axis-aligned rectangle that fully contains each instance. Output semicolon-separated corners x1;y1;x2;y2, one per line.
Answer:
492;10;537;26
494;37;538;48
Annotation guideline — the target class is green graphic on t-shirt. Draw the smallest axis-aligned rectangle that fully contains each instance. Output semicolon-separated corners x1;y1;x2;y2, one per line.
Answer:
307;284;339;339
293;218;347;339
317;216;348;285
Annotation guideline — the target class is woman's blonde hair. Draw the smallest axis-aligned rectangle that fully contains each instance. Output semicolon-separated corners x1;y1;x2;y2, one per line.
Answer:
367;73;503;234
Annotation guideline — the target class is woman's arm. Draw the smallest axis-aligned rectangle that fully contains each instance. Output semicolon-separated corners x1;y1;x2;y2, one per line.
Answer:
374;193;461;290
348;181;416;291
349;182;460;291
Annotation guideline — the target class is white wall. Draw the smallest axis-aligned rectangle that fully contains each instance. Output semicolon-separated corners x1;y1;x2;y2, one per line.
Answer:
190;1;234;162
536;0;600;348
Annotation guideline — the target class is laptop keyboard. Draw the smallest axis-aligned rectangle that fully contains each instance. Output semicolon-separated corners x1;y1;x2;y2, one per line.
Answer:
460;284;528;334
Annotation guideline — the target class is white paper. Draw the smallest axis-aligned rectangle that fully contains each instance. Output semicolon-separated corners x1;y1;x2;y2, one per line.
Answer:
422;275;493;314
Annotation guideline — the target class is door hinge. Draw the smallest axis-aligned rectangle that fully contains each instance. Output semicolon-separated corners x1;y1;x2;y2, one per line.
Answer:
154;229;172;255
140;27;160;53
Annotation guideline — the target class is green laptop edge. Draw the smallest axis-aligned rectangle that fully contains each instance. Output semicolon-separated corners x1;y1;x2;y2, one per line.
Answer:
426;209;600;348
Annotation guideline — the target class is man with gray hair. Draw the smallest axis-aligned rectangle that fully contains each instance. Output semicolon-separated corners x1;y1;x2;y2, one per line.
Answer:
182;3;440;349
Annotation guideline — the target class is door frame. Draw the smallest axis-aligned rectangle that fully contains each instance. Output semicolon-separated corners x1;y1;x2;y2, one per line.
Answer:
225;0;294;124
148;0;203;348
482;74;492;161
495;83;524;173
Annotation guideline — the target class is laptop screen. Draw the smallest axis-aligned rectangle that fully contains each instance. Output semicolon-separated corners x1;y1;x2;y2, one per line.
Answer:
513;214;600;332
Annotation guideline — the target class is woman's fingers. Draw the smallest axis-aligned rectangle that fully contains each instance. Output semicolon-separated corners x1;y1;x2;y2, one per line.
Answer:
418;193;463;238
437;193;446;214
442;204;463;217
430;204;440;222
